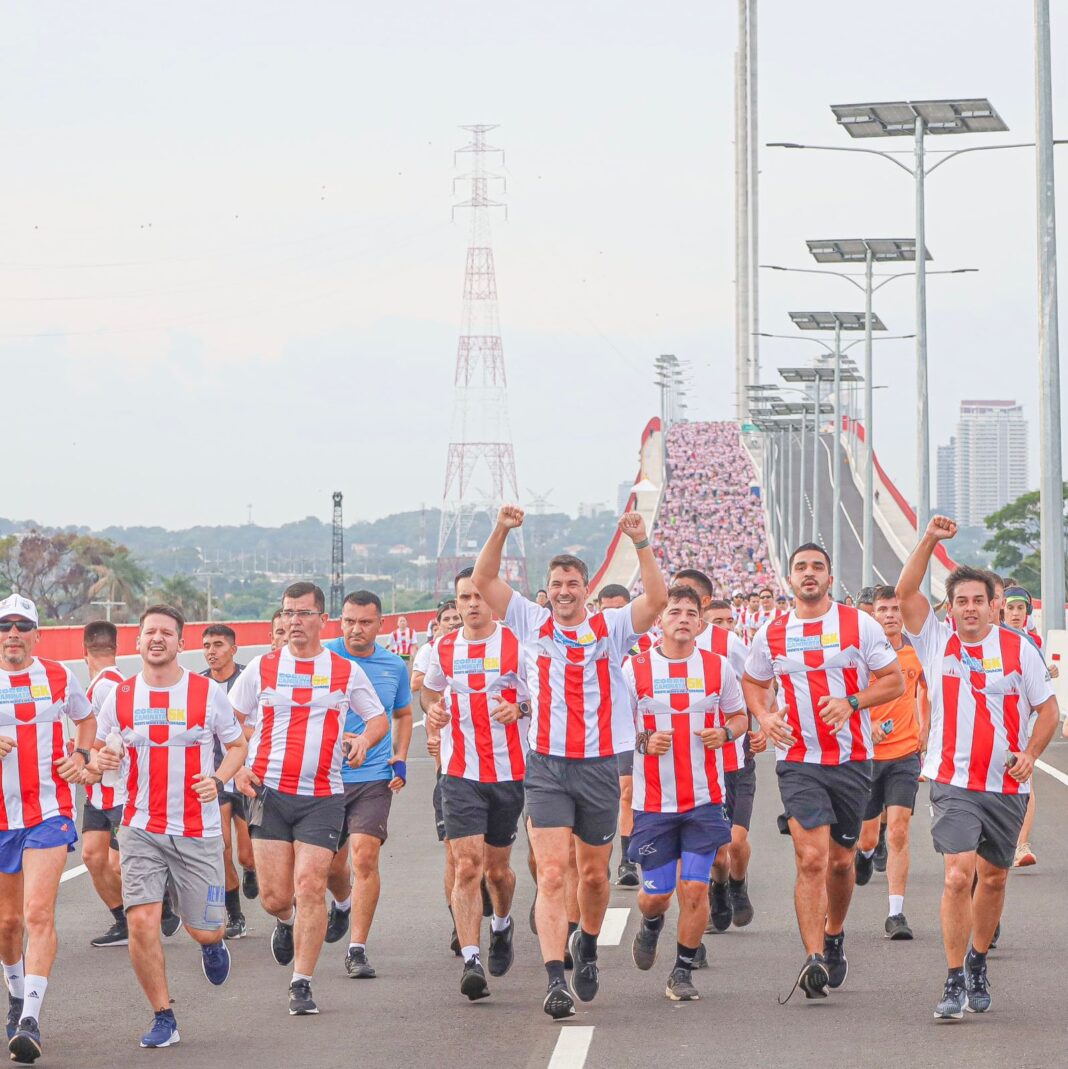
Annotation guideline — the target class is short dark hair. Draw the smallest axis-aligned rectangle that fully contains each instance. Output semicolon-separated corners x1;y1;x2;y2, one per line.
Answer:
758;587;773;597
946;565;995;604
871;585;897;606
282;581;325;613
856;586;876;606
673;568;714;599
139;604;185;637
536;588;547;596
436;599;457;621
547;553;588;585
271;609;284;623
986;570;1005;591
343;590;382;614
666;584;703;613
708;599;732;611
597;583;630;604
83;620;117;652
788;543;831;571
453;567;475;590
202;624;236;643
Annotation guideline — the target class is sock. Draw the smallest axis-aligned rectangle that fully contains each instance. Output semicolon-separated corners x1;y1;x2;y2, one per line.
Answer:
278;908;296;927
642;913;664;932
291;971;312;984
860;848;875;859
332;896;352;912
3;959;24;999
348;942;365;953
675;942;699;970
545;960;566;986
462;945;480;963
22;975;46;1023
566;920;579;938
225;888;241;918
110;905;126;924
728;876;746;891
578;929;598;961
889;894;904;917
490;913;510;933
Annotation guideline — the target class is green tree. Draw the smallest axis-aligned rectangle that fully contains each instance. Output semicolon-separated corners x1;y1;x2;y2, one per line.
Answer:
152;575;208;621
983;483;1068;596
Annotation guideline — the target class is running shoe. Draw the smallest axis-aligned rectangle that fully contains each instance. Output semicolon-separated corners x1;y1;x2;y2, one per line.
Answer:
631;919;661;971
325;904;351;944
201;940;231;986
7;1017;41;1064
460;958;490;1001
707;881;732;932
225;913;247;940
729;878;754;927
934;973;967;1020
823;931;848;989
449;928;461;957
271;920;295;966
854;850;875;887
692;943;708;970
665;967;699;1001
345;947;376;979
542;978;575;1020
615;859;640;888
884;913;913;940
487;918;514;977
569;929;599;1003
872;827;888;873
242;867;259;900
1013;842;1036;868
140;1009;180;1049
5;996;22;1041
288;979;319;1015
160;901;182;938
796;954;829;1000
964;950;991;1013
91;917;129;947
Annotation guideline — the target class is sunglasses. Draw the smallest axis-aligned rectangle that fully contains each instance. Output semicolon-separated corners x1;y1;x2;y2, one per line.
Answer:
0;620;35;633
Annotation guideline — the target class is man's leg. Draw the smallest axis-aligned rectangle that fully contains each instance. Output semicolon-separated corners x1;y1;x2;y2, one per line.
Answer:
529;826;572;963
483;844;516;920
325;845;352;906
450;836;485;952
788;821;830;956
126;903;169;1010
251;839;296;921
728;825;751;881
857;815;881;855
940;851;976;969
1014;789;1036;865
20;847;66;980
291;842;333;978
885;806;911;906
825;839;857;936
82;830;122;913
573;838;612;938
971;855;1009;954
348;834;382;946
0;871;25;1027
234;816;256;874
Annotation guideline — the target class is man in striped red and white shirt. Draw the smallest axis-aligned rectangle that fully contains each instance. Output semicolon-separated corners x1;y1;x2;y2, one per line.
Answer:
230;581;386;1018
473;505;667;1021
388;618;415;661
422;567;529;1002
743;543;902;1002
623;585;747;1002
0;594;93;1064
897;517;1059;1021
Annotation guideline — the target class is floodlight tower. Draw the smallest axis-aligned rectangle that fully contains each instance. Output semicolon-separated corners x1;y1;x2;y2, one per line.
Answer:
330;491;344;617
436;125;527;594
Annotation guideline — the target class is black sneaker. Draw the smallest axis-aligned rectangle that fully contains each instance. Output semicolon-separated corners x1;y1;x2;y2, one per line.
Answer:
271;920;295;966
450;928;462;957
934;973;967;1020
5;996;21;1041
823;931;848;989
8;1016;41;1065
665;967;699;1001
797;954;829;1000
288;979;318;1015
481;877;493;918
160;902;182;938
692;943;708;970
569;929;599;1003
885;913;913;940
325;904;351;944
964;951;991;1013
345;946;376;979
854;850;875;887
242;867;259;900
615;859;640;888
90;918;129;947
487;918;515;977
225;913;247;940
729;878;754;927
631;919;661;971
460;957;490;1001
873;827;888;873
543;978;575;1020
706;881;732;932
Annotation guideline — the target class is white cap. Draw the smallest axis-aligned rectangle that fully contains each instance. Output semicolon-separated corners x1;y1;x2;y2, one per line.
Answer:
0;594;39;627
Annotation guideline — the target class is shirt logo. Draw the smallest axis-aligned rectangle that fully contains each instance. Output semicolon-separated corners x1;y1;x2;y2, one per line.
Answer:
652;677;706;694
166;708;187;726
30;685;51;700
133;708;170;726
554;629;596;649
454;656;499;675
961;654;1003;674
277;672;330;689
0;687;33;704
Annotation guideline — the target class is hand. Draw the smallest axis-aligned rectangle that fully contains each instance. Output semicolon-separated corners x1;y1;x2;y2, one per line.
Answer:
1007;751;1035;783
871;723;888;745
343;733;370;768
235;766;262;800
646;729;674;756
496;505;525;530
92;747;122;772
53;754;87;785
387;757;407;793
425;733;441;759
758;711;795;749
192;773;219;804
748;727;768;754
0;736;16;758
925;515;958;542
694;727;728;750
426;700;450;731
1048;662;1059;679
490;700;521;725
817;695;854;729
618;511;648;544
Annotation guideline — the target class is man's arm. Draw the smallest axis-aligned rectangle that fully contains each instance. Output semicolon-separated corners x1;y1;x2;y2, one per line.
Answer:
816;661;905;728
1010;694;1059;782
472;505;526;618
896;515;957;634
388;704;413;789
620;511;668;635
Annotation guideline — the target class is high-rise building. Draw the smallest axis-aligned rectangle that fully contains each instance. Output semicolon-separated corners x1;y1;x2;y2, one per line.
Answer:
936;438;956;519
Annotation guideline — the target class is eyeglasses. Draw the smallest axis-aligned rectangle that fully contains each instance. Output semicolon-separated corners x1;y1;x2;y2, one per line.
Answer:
279;609;321;620
0;620;35;633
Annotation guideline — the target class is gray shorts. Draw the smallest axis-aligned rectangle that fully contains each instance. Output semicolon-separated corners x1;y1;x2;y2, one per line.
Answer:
441;776;524;846
776;759;872;848
337;780;393;848
929;781;1028;870
117;825;226;932
524;751;620;847
864;753;921;820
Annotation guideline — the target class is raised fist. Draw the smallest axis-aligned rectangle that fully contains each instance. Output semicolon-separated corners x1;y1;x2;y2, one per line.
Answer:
926;515;957;542
497;505;525;530
618;511;648;543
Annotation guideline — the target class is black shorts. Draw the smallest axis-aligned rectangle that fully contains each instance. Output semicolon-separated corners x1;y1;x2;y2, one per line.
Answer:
433;773;446;842
81;804;122;850
864;753;921;820
776;760;872;848
248;786;344;851
337;780;393;848
441;776;524;847
929;781;1028;870
616;750;634;777
524;751;620;847
219;791;249;822
725;760;757;831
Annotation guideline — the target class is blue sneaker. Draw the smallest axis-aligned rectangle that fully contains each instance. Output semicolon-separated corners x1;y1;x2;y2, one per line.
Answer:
140;1010;180;1048
201;940;231;986
8;1015;41;1064
6;994;22;1040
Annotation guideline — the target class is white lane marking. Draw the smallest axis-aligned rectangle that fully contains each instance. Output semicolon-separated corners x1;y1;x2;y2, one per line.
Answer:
414;716;426;731
548;1026;594;1069
60;864;87;883
597;906;630;946
1036;759;1068;787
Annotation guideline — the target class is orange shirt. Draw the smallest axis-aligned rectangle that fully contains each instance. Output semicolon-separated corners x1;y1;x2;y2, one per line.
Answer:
872;642;925;761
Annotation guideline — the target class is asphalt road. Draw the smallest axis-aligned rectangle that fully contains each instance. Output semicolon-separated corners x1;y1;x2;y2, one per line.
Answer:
38;735;1068;1069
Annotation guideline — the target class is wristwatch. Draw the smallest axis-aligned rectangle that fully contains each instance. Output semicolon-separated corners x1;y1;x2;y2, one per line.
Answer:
212;776;225;796
73;747;91;765
724;725;735;743
518;701;531;718
847;695;861;712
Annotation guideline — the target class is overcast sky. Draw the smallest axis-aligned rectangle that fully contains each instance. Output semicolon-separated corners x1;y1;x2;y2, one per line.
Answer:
2;2;1064;530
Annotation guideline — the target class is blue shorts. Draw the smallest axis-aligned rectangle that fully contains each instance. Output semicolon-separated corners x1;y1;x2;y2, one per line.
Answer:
0;816;78;875
627;805;731;891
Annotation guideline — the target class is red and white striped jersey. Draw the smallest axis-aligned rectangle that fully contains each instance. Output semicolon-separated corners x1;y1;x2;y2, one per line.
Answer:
505;593;640;759
423;623;528;783
745;604;897;765
85;667;125;811
910;612;1053;794
229;647;384;796
696;624;749;769
0;658;91;830
389;628;415;657
623;647;745;812
96;670;242;837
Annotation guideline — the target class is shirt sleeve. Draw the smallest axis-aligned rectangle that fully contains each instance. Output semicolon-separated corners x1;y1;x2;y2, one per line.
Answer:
726;632;749;681
503;590;548;644
348;664;386;721
422;645;448;694
719;660;746;715
1019;641;1056;709
620;658;639;730
95;688;118;742
393;662;413;710
412;642;433;675
227;658;261;719
90;677;119;716
208;683;244;745
64;670;92;723
859;612;899;672
606;604;641;662
744;628;774;682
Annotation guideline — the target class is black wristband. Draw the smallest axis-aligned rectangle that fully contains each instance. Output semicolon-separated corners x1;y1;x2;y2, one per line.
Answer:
212;776;225;796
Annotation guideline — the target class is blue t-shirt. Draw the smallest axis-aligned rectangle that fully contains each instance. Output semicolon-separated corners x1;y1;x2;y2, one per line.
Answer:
325;638;412;783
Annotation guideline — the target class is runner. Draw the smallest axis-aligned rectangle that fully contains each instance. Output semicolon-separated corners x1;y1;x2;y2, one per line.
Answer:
323;590;412;980
200;624;257;938
89;604;248;1050
856;588;876;616
230;582;387;1016
743;545;903;1001
0;594;94;1065
412;601;461;698
472;506;667;1020
270;610;288;651
535;590;550;609
625;586;746;1001
854;586;929;940
422;568;528;1001
389;616;416;667
896;517;1059;1020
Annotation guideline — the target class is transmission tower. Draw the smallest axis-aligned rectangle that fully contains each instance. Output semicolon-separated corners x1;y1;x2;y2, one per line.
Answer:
330;491;344;616
436;124;527;593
